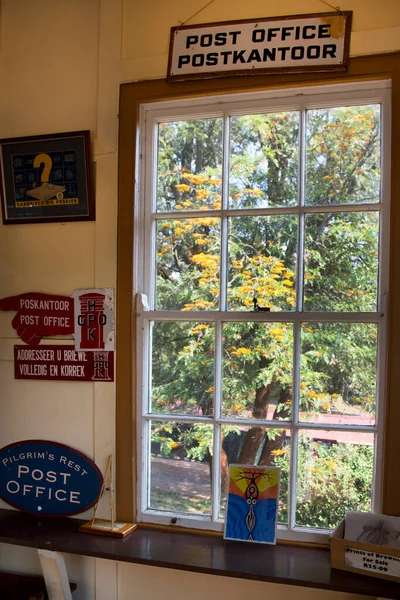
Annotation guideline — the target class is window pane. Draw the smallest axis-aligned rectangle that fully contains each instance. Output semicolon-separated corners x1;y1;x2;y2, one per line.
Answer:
151;321;215;416
157;119;223;212
156;217;220;311
306;105;381;206
304;211;379;311
220;425;290;524
300;323;377;425
296;430;374;528
229;112;299;208
150;421;213;515
222;322;293;421
228;215;297;311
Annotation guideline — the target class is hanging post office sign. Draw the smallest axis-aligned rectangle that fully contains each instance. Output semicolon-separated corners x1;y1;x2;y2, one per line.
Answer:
0;440;103;516
168;11;352;82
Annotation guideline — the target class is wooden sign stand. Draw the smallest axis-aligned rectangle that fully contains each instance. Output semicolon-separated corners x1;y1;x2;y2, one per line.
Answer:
79;454;137;538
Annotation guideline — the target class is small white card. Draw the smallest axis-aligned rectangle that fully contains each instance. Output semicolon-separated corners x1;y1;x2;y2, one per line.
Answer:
345;547;400;578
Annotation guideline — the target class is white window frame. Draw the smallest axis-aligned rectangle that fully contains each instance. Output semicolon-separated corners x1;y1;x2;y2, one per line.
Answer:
135;80;391;543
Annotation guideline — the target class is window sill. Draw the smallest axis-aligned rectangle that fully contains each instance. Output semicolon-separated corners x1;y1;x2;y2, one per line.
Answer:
0;509;398;599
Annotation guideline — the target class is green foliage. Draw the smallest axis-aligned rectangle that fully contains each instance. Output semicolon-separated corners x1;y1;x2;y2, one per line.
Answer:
274;439;373;528
306;105;380;205
149;104;380;526
297;440;374;528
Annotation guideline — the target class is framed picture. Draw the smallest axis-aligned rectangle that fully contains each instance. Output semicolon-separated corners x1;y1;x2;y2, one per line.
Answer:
0;130;94;224
224;464;281;545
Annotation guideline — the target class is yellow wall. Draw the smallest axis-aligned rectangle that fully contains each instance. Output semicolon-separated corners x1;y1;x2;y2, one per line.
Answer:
0;0;399;598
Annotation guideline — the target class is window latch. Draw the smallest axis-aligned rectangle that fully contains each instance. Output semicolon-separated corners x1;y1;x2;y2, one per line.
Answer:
253;297;270;312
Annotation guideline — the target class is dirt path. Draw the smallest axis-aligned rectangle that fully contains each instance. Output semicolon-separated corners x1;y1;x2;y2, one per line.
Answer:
151;457;211;498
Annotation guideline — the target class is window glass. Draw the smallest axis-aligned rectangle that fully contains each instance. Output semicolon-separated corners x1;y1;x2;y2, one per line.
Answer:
150;421;213;514
222;322;293;421
296;430;374;528
220;425;290;524
157;118;223;212
304;211;379;312
156;218;220;311
228;215;297;311
151;321;215;416
306;105;381;206
300;323;377;425
229;112;299;208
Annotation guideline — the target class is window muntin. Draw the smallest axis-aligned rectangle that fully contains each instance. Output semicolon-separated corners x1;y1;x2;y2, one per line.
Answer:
138;83;389;541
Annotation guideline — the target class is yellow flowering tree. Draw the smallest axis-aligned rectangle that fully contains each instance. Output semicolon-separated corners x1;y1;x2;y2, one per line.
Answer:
151;108;380;523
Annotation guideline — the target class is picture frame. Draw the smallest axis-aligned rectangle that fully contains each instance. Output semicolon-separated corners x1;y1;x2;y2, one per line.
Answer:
0;130;94;224
224;464;281;545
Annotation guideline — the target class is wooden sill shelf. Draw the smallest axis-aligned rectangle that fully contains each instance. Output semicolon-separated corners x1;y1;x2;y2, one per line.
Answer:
0;509;399;598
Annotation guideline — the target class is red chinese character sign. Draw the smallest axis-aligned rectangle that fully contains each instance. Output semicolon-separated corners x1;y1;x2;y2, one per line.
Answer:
72;288;114;351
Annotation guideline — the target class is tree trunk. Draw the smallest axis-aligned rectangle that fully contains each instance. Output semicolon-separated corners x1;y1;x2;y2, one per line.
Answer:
237;369;273;464
258;387;290;465
220;442;229;496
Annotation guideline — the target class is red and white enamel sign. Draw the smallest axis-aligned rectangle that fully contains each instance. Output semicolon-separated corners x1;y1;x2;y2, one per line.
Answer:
14;345;114;382
72;288;114;351
0;293;74;344
0;288;115;383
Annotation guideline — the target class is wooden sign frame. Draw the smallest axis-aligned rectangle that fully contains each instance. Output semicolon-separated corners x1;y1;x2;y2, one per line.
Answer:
168;11;352;82
0;130;94;224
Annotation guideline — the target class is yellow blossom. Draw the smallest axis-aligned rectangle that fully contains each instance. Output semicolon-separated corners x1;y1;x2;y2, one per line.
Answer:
196;189;211;200
232;347;251;356
182;174;209;185
269;327;284;336
175;184;190;192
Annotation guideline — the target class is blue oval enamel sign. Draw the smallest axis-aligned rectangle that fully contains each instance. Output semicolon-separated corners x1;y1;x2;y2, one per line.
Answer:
0;440;103;516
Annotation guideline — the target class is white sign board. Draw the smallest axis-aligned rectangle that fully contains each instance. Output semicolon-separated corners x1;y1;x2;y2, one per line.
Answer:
345;547;400;579
168;12;352;81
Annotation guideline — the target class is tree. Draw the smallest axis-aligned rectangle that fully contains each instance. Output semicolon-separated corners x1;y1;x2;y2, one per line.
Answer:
150;105;380;526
